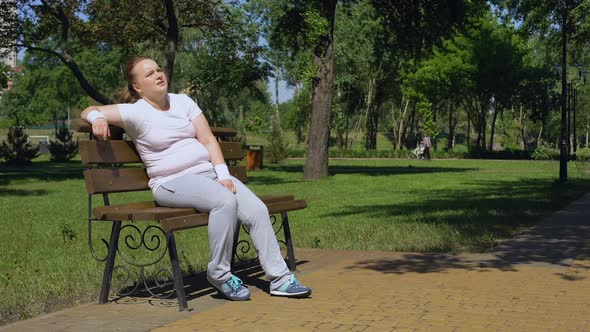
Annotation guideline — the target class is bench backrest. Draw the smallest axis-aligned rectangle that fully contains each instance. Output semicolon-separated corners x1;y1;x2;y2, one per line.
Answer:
73;119;247;195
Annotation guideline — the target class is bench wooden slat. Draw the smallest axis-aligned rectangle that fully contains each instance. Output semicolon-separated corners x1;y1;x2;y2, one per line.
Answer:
219;142;243;160
91;197;305;226
80;140;142;165
258;195;295;204
72;119;237;138
84;168;149;194
161;213;209;232
266;199;308;214
71;119;126;138
92;201;197;221
229;166;247;183
84;165;249;195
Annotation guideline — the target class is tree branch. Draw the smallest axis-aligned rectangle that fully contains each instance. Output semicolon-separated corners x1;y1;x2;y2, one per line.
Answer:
17;44;113;105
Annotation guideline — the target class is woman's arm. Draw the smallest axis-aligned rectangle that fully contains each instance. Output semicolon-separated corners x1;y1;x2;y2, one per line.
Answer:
192;114;236;193
80;105;123;140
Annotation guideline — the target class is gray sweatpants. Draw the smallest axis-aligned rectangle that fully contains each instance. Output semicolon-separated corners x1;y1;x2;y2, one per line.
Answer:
153;169;291;291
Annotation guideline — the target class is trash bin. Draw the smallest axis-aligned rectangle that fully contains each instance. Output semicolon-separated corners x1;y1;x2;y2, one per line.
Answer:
38;141;49;155
246;145;263;171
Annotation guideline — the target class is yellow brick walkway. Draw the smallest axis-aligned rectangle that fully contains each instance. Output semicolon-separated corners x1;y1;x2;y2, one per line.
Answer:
153;248;590;332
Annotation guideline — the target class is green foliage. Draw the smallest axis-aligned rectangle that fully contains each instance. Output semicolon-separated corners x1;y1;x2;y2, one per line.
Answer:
265;116;288;163
532;143;560;160
244;100;273;134
0;63;10;89
0;127;40;165
48;124;78;162
417;101;439;139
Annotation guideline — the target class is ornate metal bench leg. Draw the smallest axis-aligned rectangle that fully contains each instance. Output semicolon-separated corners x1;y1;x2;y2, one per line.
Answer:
230;226;241;269
281;212;297;271
99;220;122;304
166;232;188;311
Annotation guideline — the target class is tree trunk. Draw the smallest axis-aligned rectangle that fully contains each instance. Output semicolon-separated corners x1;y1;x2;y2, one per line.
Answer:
537;124;543;148
304;0;336;180
518;104;526;151
467;114;471;147
295;83;303;144
274;63;281;128
489;107;499;151
163;0;179;88
391;97;397;150
559;12;568;183
447;99;454;150
364;77;377;150
397;97;409;150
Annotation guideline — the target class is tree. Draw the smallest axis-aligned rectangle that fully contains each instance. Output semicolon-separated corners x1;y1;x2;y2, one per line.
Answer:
1;49;123;127
0;126;40;165
496;0;590;181
48;123;78;162
0;0;231;104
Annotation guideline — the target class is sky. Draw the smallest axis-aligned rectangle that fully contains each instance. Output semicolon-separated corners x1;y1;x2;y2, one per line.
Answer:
267;77;294;104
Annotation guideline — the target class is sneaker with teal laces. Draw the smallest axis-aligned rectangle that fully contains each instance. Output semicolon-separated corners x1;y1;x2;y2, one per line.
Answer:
208;275;251;301
270;275;311;298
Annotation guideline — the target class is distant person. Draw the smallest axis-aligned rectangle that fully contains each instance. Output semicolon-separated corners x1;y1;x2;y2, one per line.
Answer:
422;135;432;160
80;56;311;301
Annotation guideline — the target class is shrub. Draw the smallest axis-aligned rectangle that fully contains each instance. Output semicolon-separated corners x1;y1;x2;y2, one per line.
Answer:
575;148;590;161
49;124;79;161
0;126;40;165
531;144;560;160
447;144;469;158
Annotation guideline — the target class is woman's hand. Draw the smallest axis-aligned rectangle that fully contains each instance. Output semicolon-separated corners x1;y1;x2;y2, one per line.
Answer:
219;179;236;194
92;118;111;140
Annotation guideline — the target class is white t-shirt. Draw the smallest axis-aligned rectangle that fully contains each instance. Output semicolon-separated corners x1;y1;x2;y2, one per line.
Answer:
118;93;213;192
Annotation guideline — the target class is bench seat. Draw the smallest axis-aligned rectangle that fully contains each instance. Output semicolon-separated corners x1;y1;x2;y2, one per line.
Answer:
92;197;307;233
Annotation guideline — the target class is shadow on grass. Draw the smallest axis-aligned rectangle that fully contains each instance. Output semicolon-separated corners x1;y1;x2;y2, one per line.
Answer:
268;164;476;177
0;188;49;196
0;167;83;186
343;178;590;278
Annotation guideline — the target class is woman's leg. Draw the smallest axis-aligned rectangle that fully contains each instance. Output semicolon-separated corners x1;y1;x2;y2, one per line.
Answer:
153;172;238;284
229;176;292;290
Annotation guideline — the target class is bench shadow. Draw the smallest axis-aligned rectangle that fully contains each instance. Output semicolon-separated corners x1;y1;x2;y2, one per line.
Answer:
110;259;310;308
339;178;590;279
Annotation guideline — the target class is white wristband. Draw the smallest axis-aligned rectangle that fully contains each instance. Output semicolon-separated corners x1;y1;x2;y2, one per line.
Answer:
214;164;231;181
87;110;105;123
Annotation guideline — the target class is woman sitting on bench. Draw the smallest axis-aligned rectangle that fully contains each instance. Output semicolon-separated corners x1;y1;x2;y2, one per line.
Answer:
80;56;311;301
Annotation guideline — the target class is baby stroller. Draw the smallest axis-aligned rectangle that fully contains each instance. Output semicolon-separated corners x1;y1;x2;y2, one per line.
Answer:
410;143;425;160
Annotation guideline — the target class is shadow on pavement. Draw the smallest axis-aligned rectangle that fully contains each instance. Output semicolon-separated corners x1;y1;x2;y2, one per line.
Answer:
110;259;310;308
346;192;590;278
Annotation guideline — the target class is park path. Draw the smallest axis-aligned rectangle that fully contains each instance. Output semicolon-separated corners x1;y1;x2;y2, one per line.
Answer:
2;194;590;332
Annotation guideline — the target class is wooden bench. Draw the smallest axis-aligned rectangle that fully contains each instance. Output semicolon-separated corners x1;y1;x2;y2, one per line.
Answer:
71;119;307;311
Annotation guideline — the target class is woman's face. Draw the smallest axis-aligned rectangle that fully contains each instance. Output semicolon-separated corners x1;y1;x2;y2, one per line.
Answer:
131;59;168;97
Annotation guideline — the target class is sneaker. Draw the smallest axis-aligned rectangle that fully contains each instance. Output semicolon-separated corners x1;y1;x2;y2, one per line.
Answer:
270;275;312;298
208;275;251;301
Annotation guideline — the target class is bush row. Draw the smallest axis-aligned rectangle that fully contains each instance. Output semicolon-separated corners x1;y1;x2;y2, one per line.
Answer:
284;144;590;161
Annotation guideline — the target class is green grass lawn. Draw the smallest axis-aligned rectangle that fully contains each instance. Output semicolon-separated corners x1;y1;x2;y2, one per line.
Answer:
1;157;590;322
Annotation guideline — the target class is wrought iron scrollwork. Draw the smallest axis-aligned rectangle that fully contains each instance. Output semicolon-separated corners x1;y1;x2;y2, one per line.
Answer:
117;224;167;267
112;223;173;298
233;214;289;263
89;218;174;299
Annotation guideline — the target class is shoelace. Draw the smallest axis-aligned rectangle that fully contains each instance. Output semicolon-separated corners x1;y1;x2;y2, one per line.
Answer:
289;275;301;287
227;276;244;294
